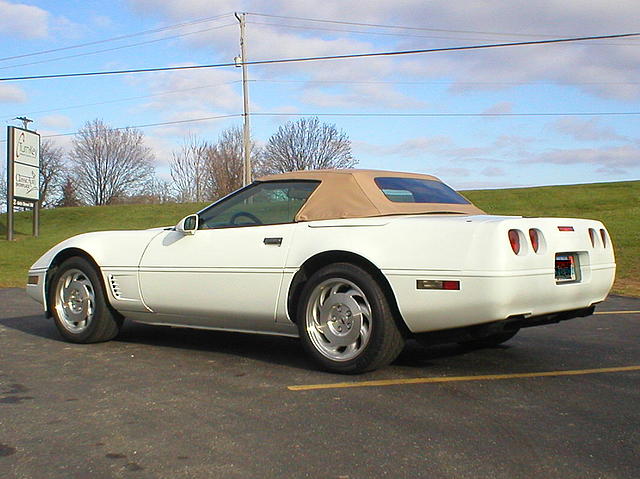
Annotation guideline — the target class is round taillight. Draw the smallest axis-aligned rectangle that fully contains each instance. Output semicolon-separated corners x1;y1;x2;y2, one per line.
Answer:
588;228;597;247
600;229;607;248
508;229;520;255
529;229;539;252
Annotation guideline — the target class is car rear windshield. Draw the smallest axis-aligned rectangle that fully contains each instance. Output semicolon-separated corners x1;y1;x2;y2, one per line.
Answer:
374;177;470;204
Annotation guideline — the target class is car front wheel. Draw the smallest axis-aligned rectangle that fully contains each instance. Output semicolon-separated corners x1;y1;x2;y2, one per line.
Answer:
297;263;405;374
49;256;122;343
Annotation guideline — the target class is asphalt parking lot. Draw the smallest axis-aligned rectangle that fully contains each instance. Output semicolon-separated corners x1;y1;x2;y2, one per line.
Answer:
1;288;638;479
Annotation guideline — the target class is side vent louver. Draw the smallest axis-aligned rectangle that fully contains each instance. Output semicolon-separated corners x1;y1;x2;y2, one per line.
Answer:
109;274;123;299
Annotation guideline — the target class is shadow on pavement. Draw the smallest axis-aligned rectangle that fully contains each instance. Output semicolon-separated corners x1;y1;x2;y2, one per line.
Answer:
1;310;497;373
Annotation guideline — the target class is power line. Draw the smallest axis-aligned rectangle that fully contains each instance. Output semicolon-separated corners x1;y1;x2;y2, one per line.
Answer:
10;81;240;118
0;23;236;72
253;78;640;86
247;20;509;42
244;12;583;39
0;114;242;143
248;20;640;46
253;112;640;118
14;77;637;119
0;13;234;63
1;31;638;82
0;61;234;82
2;109;637;144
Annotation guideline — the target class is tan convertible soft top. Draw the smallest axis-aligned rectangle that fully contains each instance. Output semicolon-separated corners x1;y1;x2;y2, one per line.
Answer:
258;169;484;221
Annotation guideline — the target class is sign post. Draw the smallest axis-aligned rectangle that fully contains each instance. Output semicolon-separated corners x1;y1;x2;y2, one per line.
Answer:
6;126;40;240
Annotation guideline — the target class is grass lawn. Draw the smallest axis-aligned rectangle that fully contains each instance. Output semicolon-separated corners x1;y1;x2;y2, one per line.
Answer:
1;180;638;296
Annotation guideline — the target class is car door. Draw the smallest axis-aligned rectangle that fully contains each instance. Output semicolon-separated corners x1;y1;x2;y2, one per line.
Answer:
138;180;319;330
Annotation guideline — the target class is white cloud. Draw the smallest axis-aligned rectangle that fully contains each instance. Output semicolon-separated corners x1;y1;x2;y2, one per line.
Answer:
49;14;85;40
39;114;72;130
354;136;451;157
0;2;80;42
481;166;505;176
494;135;537;149
457;179;523;190
0;84;26;103
594;166;630;177
37;131;73;152
301;83;426;110
148;108;236;138
530;145;640;170
483;102;513;115
143;134;176;168
0;0;49;39
128;0;640;102
91;15;114;29
551;118;626;142
128;0;243;19
435;166;471;177
134;67;242;113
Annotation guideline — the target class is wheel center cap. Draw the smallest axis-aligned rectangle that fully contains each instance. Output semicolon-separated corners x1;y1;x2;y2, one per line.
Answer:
64;281;89;315
328;303;354;335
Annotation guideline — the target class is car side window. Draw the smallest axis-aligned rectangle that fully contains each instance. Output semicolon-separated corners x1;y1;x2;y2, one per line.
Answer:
198;181;320;229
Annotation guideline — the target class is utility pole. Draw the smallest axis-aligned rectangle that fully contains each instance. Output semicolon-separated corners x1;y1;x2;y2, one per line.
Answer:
15;116;33;130
235;12;252;186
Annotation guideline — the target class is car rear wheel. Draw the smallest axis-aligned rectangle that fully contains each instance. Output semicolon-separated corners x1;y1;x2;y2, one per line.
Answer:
297;263;405;374
49;257;122;343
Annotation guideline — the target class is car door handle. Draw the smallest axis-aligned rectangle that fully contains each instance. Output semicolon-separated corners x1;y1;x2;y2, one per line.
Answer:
263;237;283;246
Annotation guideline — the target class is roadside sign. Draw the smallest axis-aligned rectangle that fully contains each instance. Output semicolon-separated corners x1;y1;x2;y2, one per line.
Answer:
6;126;41;240
13;162;39;200
13;128;40;167
11;127;40;200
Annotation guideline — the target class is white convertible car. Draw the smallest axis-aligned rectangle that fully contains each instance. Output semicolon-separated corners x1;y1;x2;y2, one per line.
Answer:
26;170;615;373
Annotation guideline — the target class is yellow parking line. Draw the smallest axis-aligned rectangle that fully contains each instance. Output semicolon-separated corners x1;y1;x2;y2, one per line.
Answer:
595;310;640;315
287;365;640;391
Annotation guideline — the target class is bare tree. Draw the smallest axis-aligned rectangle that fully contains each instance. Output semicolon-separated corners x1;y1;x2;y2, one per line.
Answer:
70;119;155;205
144;176;175;204
39;139;66;208
206;126;261;199
170;128;261;203
169;135;210;202
260;117;356;174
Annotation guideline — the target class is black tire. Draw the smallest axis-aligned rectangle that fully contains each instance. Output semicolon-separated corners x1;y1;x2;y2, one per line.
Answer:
48;256;123;343
459;329;519;349
296;263;405;374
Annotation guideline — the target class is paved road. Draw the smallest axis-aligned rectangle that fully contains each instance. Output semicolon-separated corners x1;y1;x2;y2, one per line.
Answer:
1;289;638;478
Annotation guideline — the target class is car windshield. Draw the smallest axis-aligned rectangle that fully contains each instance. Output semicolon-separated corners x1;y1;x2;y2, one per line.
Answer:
374;177;470;204
198;180;320;229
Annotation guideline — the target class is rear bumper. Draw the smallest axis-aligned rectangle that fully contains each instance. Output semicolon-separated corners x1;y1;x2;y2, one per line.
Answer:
385;264;615;333
415;305;595;345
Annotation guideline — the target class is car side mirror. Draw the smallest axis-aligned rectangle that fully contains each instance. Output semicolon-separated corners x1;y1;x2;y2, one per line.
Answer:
176;214;199;235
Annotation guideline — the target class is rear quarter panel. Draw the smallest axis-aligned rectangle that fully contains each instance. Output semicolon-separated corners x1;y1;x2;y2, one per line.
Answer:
285;215;615;332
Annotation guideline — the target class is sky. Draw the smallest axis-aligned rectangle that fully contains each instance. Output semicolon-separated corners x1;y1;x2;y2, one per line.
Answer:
0;0;639;190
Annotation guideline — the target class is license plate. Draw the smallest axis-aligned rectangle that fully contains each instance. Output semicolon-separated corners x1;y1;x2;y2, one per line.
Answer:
555;254;577;282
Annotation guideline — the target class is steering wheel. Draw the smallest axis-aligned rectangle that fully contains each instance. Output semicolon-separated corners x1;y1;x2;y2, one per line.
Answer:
230;211;263;225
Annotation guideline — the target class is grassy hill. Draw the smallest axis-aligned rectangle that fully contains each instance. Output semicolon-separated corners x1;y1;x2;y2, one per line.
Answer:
1;180;638;296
